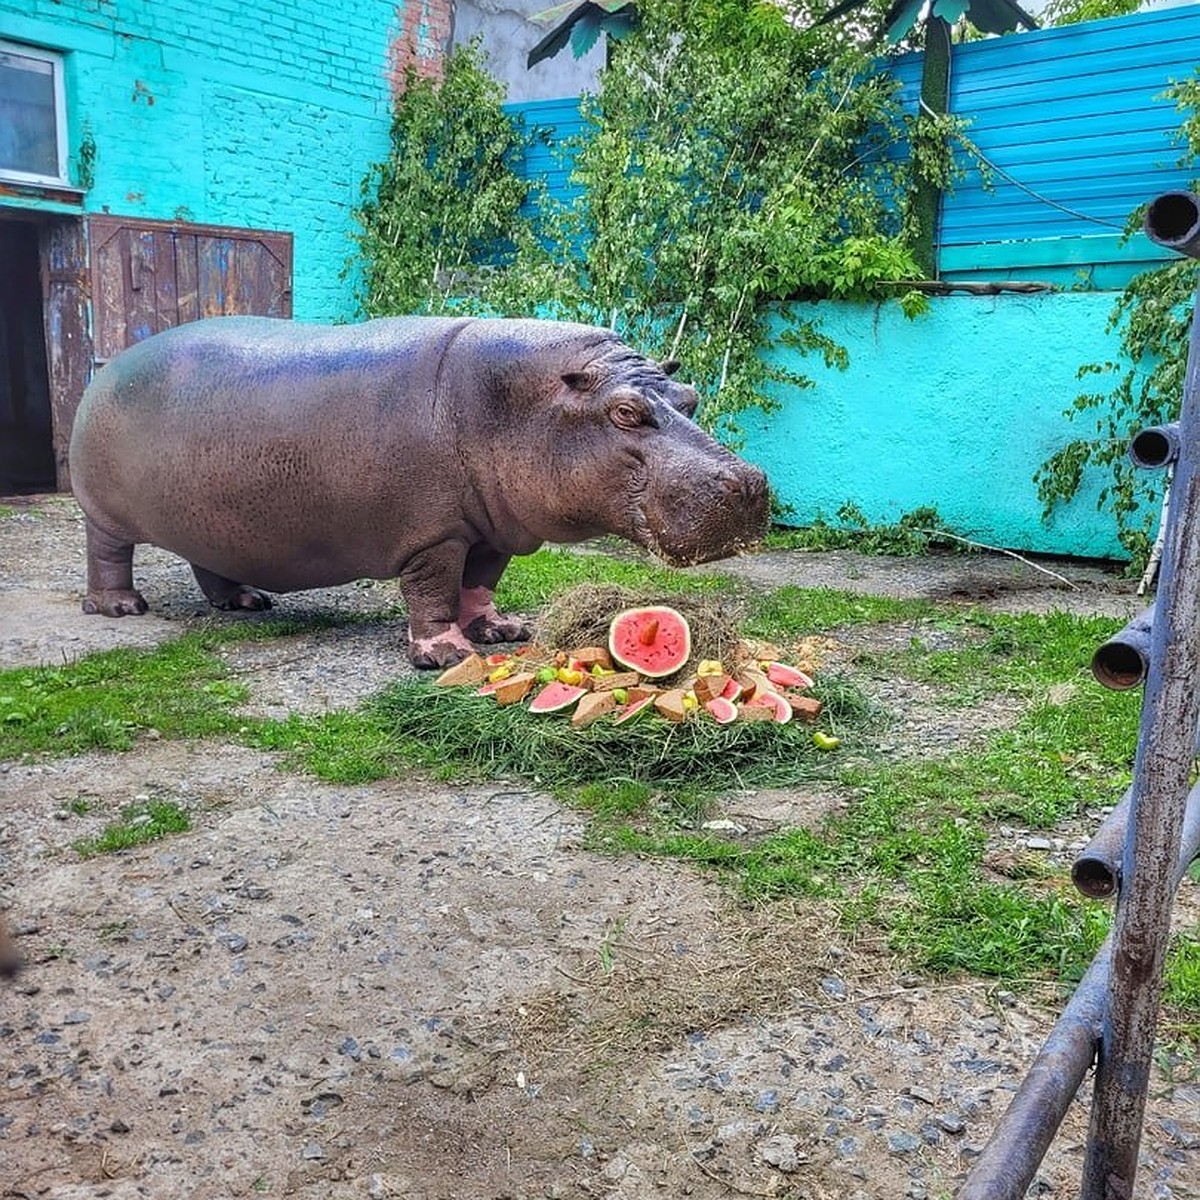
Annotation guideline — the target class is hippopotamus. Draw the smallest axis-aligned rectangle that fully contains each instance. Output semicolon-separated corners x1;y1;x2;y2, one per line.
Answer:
69;316;769;668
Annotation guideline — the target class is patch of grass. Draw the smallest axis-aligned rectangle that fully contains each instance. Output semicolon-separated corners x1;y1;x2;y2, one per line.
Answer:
73;797;191;857
494;546;736;614
245;708;403;784
765;504;964;557
0;638;248;757
1165;935;1200;1018
742;585;935;640
0;617;375;761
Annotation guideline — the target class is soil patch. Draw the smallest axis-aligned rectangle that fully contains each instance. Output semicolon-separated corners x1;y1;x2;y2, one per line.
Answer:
2;497;1195;1200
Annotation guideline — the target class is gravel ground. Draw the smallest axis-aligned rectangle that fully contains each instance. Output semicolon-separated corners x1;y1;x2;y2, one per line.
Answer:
1;496;1197;1200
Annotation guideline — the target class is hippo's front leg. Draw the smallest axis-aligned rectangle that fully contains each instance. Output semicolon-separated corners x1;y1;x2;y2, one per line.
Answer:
398;540;479;669
459;544;532;645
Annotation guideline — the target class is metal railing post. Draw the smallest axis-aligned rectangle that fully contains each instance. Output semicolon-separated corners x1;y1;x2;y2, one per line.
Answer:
956;189;1200;1200
1078;189;1200;1200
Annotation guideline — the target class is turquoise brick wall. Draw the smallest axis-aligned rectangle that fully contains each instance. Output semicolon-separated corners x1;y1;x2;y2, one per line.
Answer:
0;0;408;320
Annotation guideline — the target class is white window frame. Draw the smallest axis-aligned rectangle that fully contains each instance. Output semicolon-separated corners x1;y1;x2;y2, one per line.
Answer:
0;39;69;188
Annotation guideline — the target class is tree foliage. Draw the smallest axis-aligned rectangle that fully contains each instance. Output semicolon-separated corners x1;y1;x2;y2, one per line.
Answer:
1039;0;1140;28
352;41;537;316
1033;72;1200;569
354;0;961;433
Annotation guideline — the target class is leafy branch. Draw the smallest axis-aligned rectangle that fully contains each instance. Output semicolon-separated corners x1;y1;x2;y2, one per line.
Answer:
1033;71;1200;569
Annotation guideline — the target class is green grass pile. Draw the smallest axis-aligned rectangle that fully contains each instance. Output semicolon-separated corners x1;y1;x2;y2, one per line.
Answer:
367;671;875;792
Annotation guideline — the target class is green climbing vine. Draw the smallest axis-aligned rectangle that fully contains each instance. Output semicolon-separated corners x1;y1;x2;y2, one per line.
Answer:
353;0;965;433
1033;72;1200;569
352;39;539;317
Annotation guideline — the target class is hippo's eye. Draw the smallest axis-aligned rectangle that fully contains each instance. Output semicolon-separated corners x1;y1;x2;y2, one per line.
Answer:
611;401;648;430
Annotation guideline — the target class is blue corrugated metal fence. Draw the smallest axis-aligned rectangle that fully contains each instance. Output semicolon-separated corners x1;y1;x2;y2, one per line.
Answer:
507;5;1200;286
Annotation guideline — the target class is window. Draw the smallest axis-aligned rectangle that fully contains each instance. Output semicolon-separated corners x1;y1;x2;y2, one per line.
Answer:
0;40;68;187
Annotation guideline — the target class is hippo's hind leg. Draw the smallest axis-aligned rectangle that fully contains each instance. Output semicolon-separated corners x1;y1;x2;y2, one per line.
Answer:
82;516;149;616
191;565;273;612
459;544;532;644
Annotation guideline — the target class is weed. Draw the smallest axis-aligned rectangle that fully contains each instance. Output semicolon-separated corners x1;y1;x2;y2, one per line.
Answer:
766;505;964;557
73;797;191;858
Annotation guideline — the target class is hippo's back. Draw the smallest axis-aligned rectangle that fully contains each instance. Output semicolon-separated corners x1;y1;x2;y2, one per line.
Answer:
68;316;477;588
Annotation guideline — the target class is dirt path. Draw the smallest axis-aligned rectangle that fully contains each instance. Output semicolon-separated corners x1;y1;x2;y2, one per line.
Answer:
1;497;1195;1200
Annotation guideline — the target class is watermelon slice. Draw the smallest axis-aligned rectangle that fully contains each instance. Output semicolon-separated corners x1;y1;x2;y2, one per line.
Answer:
745;690;792;724
528;681;587;714
608;606;691;678
719;676;743;702
704;696;738;724
765;661;814;690
612;695;656;725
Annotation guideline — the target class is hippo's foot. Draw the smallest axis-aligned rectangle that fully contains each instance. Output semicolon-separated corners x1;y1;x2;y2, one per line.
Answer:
209;586;273;613
462;613;533;644
191;565;273;612
408;625;477;670
83;588;149;617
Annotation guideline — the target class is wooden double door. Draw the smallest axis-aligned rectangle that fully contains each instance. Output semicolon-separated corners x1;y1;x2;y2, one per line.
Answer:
0;213;292;495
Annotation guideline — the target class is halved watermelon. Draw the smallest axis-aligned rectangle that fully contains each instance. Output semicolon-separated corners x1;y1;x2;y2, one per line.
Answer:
608;606;691;678
528;681;587;714
704;696;738;724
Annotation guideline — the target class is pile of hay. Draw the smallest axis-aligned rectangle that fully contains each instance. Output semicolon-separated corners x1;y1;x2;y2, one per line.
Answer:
531;583;768;676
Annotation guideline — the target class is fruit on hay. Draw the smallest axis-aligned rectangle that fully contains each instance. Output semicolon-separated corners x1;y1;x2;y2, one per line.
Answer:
591;670;641;694
492;672;537;706
613;695;656;725
434;653;487;687
693;672;732;704
608;606;692;678
764;661;814;690
704;696;738;725
788;695;824;723
744;690;792;724
572;690;616;729
653;688;689;723
528;680;588;714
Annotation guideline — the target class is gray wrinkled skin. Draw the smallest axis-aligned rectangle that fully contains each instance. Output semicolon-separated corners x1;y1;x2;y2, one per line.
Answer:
69;316;770;668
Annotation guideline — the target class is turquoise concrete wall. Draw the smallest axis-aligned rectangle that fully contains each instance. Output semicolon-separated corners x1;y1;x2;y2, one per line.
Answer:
0;0;407;321
743;293;1146;561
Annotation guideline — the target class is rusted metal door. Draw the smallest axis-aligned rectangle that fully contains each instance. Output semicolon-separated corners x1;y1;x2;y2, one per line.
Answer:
87;215;293;366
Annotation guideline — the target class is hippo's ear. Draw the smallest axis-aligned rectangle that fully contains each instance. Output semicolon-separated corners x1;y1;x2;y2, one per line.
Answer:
561;370;597;394
661;359;682;376
669;385;701;419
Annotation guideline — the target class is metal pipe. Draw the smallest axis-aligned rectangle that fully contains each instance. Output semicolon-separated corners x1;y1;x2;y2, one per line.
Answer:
1128;422;1181;470
1145;190;1200;259
1072;788;1133;899
1072;770;1200;900
958;780;1200;1199
1081;199;1200;1199
1090;608;1153;691
957;943;1109;1200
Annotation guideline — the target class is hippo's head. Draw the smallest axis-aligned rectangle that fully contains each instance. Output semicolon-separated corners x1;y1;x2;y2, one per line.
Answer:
508;336;771;565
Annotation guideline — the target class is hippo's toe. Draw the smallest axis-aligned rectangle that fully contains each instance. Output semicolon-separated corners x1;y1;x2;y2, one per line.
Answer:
462;614;533;644
83;589;149;617
409;626;478;670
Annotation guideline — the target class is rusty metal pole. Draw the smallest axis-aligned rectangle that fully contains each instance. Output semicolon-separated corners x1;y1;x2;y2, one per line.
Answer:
1080;190;1200;1199
956;781;1200;1200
